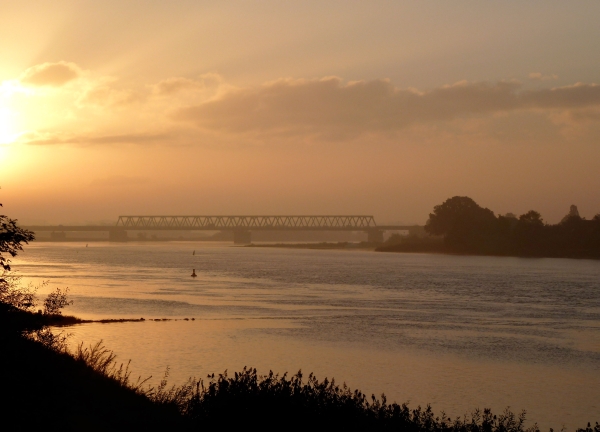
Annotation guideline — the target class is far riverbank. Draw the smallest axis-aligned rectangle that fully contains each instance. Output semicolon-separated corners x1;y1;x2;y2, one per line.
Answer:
245;241;376;250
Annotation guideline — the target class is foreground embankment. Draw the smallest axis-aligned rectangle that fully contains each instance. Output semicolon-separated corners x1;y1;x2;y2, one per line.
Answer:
2;309;599;431
0;332;183;430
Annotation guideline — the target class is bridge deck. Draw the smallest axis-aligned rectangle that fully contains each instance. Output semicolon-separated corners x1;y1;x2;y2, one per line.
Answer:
24;215;422;232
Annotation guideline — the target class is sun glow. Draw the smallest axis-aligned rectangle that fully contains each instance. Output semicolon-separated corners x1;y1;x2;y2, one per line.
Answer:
0;80;30;145
0;107;18;144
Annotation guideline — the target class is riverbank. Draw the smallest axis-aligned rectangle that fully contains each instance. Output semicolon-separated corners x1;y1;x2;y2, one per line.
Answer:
245;241;376;250
375;241;600;259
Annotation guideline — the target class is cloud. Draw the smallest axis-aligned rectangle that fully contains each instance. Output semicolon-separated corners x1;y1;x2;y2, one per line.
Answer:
173;77;600;138
14;69;600;148
153;77;206;95
521;83;600;109
79;83;145;107
21;131;171;146
20;61;81;87
529;72;559;81
151;74;225;98
569;108;600;121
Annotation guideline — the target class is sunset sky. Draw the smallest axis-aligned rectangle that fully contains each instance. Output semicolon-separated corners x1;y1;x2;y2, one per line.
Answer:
1;1;599;225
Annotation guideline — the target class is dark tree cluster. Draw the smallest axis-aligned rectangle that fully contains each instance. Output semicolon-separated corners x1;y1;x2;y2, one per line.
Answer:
1;203;74;338
0;203;35;273
424;197;600;258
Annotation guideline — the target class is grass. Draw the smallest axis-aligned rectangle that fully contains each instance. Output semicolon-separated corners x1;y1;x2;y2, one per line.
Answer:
0;333;183;430
143;368;548;432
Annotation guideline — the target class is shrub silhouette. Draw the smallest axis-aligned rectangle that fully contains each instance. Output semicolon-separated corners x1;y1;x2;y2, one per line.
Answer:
43;287;73;315
146;366;554;432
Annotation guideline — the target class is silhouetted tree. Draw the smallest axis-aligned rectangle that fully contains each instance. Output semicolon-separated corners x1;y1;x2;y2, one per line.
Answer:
1;203;38;337
419;198;600;258
425;196;498;253
0;203;35;272
1;204;71;339
1;203;35;311
513;211;546;255
518;211;544;226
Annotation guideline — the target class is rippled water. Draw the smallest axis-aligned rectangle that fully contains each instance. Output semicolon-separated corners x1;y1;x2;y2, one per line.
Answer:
13;242;600;429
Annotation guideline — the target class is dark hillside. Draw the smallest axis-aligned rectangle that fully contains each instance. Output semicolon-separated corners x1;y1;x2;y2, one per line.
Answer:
0;329;182;431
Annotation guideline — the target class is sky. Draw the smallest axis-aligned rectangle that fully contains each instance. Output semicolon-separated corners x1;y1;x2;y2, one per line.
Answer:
1;1;599;225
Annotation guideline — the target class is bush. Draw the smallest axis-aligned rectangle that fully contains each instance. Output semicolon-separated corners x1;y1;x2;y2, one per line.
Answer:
146;367;554;432
43;287;73;315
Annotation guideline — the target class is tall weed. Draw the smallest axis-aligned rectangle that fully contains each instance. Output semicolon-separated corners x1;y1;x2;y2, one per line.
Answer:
73;340;151;393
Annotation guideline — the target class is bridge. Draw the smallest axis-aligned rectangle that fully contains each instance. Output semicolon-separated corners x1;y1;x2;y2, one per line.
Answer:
24;215;424;244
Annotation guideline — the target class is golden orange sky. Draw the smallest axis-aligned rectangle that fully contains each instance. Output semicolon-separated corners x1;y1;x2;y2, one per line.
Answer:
1;1;599;224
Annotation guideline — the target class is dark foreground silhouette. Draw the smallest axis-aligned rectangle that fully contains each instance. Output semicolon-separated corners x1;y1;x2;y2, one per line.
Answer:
0;331;182;430
3;308;600;432
378;197;600;259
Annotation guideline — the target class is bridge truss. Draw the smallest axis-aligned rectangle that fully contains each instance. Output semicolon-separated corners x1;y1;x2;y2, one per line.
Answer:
115;215;377;230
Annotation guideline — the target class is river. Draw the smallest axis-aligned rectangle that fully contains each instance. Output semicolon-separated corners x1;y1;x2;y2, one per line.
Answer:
13;242;600;429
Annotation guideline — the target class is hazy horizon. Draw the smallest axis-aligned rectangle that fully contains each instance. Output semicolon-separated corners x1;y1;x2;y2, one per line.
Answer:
1;1;599;225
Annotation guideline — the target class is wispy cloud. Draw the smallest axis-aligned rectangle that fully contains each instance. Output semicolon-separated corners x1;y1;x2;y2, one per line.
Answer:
20;61;82;87
528;72;559;81
78;82;145;107
151;73;224;96
21;131;172;146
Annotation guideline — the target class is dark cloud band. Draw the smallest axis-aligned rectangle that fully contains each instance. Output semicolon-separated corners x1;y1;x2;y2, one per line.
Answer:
174;78;600;137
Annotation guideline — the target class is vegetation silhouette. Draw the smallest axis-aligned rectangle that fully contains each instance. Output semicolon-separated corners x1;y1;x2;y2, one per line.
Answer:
147;367;551;431
0;201;183;429
0;202;35;272
378;196;600;258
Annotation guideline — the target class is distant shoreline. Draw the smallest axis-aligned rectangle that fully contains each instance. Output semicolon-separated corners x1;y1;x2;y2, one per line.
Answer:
248;240;600;259
28;238;600;259
245;242;377;250
375;243;600;260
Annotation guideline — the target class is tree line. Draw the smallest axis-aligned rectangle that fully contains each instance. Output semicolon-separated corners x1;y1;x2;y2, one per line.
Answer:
381;196;600;258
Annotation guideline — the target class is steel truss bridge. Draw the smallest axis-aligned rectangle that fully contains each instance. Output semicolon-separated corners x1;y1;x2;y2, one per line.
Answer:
116;215;377;230
24;215;424;244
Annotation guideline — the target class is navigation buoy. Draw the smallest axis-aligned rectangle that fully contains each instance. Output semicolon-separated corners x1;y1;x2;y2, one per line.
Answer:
191;269;197;278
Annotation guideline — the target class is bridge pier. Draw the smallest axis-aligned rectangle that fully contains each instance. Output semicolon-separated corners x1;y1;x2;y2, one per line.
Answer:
233;230;251;245
366;229;384;244
109;228;128;242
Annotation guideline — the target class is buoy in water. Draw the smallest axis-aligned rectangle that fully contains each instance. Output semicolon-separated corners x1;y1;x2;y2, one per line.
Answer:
191;269;197;277
192;250;195;255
